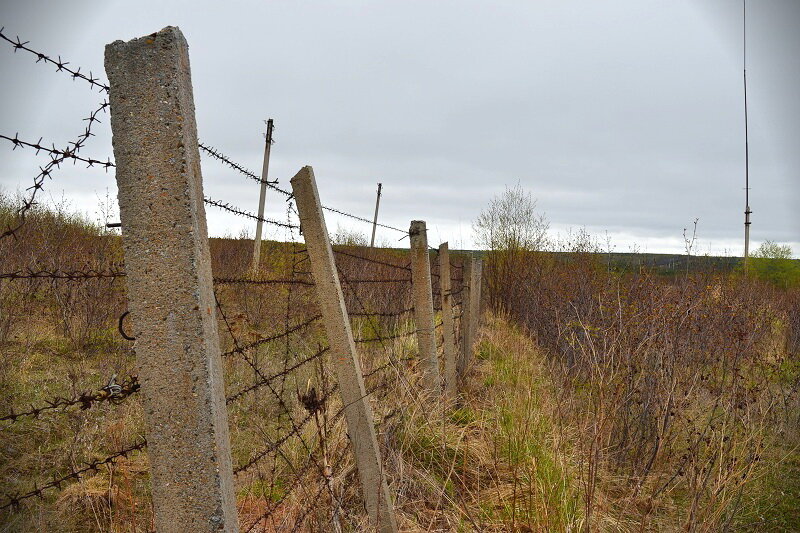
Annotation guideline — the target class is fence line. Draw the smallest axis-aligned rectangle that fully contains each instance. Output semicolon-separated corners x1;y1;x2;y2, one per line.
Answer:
0;24;482;531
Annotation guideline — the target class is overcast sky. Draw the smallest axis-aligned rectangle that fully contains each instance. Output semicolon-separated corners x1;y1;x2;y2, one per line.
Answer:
1;0;797;255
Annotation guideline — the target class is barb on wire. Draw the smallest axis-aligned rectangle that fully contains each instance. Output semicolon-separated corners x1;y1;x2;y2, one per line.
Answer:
320;203;405;234
241;438;349;533
1;100;110;240
213;276;313;287
332;249;411;272
340;277;411;284
0;266;126;281
1;375;140;423
233;405;320;475
0;133;114;170
362;356;415;381
1;438;147;511
0;28;110;92
204;197;298;228
349;307;414;319
226;346;330;405
222;314;323;357
198;142;287;193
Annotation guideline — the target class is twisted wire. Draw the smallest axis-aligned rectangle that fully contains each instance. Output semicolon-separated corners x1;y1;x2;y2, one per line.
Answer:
1;438;147;511
1;375;139;423
204;197;298;228
0;28;110;92
1;100;109;240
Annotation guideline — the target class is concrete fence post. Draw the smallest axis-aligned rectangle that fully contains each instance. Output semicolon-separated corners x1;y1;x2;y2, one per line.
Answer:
409;220;441;396
290;166;398;533
470;257;483;352
459;256;473;379
105;27;238;532
438;243;458;399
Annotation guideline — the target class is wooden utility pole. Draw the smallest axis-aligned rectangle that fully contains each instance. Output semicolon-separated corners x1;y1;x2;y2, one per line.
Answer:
251;118;275;273
370;182;382;248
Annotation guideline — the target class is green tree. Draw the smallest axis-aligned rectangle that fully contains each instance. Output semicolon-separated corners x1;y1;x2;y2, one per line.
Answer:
750;241;800;288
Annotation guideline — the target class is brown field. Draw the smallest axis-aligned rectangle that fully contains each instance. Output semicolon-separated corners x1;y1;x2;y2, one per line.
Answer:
1;199;799;531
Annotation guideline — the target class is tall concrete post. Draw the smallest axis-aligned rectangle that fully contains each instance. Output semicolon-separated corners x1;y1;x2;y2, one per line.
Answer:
410;221;441;396
290;166;398;533
105;27;238;532
470;257;483;350
459;256;473;379
438;243;458;399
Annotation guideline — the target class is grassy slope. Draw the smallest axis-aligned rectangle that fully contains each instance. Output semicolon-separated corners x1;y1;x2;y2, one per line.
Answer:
406;313;800;532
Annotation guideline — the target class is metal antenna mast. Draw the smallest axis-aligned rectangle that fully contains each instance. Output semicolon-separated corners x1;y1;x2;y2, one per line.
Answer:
743;0;752;268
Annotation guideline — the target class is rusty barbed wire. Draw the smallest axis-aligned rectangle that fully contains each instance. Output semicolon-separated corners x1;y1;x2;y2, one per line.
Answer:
333;249;411;272
226;346;330;405
213;276;313;287
341;277;411;284
203;197;299;229
241;439;350;533
0;28;110;93
0;266;125;281
1;100;110;240
233;383;338;476
362;356;415;381
221;314;323;358
199;142;406;234
1;375;139;423
0;438;147;511
349;307;414;319
199;142;287;193
321;204;405;234
0;133;114;170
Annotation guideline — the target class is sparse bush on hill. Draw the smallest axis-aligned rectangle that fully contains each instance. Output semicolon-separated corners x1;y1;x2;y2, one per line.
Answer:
750;240;800;288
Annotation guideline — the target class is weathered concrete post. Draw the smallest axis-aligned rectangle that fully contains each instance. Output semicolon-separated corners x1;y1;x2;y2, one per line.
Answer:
105;27;238;532
470;257;483;351
438;243;458;399
290;166;398;533
459;256;473;379
410;221;441;396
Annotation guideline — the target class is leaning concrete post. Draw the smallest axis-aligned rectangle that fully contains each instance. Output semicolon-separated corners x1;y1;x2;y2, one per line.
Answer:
290;166;398;533
438;243;458;399
410;221;441;396
459;256;473;378
105;27;237;532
